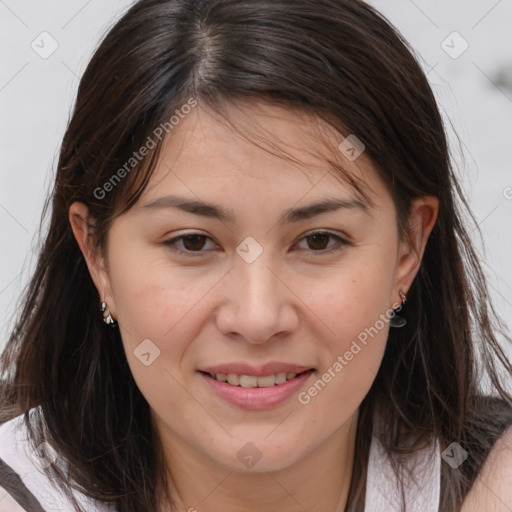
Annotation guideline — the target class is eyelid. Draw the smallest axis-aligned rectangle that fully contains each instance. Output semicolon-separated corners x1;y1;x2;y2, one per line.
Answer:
294;230;351;256
162;230;351;257
163;231;219;256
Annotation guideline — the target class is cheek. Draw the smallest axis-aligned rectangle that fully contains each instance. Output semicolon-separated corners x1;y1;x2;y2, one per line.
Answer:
297;277;391;434
297;242;395;404
109;263;214;414
105;242;215;383
111;264;216;353
107;233;211;335
312;242;396;345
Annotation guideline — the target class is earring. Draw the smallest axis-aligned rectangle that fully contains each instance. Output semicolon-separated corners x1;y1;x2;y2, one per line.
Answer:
390;290;407;328
100;301;118;327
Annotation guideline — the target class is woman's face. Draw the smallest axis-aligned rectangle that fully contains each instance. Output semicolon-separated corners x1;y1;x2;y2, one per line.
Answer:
73;101;437;473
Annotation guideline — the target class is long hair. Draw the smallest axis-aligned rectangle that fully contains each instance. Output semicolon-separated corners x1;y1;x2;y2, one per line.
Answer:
1;1;511;511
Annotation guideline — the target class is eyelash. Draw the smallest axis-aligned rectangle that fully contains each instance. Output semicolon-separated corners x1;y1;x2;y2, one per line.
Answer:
162;231;351;258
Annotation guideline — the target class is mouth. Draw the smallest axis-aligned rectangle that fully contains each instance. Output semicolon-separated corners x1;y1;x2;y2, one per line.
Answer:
198;368;316;409
199;369;315;388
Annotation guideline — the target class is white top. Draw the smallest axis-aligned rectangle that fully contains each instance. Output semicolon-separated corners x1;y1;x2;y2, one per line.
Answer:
0;410;441;511
0;411;114;512
365;422;441;511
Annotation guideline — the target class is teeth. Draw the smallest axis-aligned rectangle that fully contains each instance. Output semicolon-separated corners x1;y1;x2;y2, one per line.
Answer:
256;375;275;387
239;375;258;387
275;372;287;384
227;374;239;386
210;371;308;387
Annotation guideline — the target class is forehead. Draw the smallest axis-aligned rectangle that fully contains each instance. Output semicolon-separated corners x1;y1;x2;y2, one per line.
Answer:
140;100;389;210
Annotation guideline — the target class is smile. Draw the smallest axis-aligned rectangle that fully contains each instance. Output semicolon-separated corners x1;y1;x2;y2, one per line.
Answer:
204;370;311;388
198;369;316;410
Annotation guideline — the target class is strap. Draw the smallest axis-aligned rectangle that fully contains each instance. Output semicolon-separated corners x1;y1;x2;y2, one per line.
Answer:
0;412;117;512
0;457;46;512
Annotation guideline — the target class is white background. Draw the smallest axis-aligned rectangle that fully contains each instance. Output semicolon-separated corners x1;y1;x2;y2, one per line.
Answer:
1;1;511;364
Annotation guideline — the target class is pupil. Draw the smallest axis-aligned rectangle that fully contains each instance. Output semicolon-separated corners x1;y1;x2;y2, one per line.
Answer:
182;234;330;252
184;235;205;251
309;234;328;250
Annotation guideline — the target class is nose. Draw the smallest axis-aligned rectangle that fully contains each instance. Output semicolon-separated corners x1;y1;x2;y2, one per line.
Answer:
215;250;299;344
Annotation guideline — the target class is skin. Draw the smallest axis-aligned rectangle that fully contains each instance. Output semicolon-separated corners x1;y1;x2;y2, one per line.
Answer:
70;101;439;512
461;425;512;512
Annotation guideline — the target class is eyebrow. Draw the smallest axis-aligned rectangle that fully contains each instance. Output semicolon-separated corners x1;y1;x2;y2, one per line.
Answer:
143;195;371;224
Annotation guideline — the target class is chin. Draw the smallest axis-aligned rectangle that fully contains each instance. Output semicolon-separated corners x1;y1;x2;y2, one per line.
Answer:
204;436;305;473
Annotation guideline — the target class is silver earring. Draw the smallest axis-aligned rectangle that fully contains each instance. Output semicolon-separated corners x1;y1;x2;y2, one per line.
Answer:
100;301;117;327
390;290;407;328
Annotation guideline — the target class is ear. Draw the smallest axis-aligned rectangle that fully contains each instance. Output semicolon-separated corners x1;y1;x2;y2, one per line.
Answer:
69;202;117;321
392;196;439;305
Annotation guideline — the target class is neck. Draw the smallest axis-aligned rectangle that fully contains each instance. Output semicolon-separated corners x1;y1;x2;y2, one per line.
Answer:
156;412;359;512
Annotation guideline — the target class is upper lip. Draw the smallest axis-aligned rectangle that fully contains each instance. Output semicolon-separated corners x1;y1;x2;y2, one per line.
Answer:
199;363;314;377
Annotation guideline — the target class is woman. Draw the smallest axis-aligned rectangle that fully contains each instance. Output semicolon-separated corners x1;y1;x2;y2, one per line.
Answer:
1;0;511;511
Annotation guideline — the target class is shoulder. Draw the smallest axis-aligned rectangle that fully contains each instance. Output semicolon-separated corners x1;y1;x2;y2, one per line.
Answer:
459;396;512;511
460;423;512;511
0;411;115;512
0;413;47;512
0;486;29;511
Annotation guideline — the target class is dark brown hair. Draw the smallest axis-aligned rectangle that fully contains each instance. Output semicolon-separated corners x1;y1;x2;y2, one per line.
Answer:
1;1;511;511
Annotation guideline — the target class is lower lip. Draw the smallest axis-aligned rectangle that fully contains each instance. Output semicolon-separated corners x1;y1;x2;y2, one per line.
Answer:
199;370;315;410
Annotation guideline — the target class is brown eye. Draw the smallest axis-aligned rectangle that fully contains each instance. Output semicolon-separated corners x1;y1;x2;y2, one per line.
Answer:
180;234;208;251
306;233;331;251
163;231;350;258
295;231;350;256
162;233;216;256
